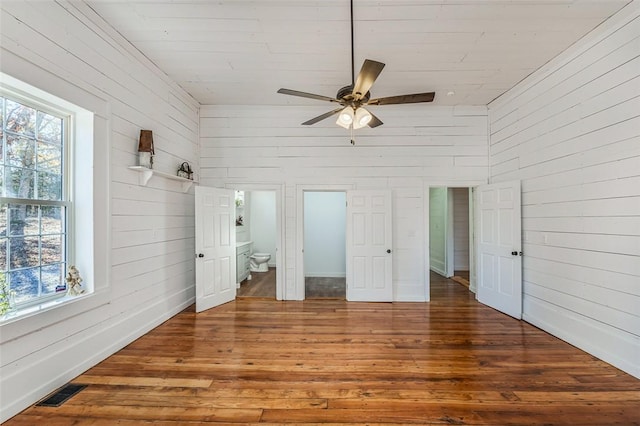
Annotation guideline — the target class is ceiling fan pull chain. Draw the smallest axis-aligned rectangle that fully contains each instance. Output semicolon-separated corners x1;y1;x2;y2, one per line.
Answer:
350;125;355;145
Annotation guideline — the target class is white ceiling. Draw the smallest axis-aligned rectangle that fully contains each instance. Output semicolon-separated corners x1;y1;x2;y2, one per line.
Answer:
87;0;632;107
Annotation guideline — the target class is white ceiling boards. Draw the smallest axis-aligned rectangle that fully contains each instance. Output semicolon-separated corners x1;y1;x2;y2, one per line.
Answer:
87;0;631;107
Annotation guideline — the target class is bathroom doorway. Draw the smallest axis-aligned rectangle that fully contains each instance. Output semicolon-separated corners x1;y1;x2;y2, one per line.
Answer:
428;187;475;299
303;191;347;299
234;189;281;299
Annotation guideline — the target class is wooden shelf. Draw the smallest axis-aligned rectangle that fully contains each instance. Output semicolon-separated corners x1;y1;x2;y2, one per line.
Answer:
128;166;197;192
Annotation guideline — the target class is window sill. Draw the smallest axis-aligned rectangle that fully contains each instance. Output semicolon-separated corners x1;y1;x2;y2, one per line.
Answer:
0;292;93;326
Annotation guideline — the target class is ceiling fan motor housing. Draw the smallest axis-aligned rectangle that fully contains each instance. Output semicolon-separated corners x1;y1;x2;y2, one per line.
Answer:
337;85;370;104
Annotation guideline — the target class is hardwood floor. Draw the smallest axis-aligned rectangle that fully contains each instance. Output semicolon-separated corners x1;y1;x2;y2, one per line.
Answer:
7;273;639;425
237;270;346;299
237;268;276;298
451;270;470;289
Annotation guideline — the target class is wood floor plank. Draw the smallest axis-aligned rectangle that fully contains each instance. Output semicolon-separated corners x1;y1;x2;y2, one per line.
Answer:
5;272;639;425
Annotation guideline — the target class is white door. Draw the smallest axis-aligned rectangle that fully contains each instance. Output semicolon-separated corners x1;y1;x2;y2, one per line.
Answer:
346;190;393;302
195;186;236;313
476;181;522;319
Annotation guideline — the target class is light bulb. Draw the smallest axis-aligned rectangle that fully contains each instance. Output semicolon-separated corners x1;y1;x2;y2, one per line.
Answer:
353;108;372;129
336;107;354;129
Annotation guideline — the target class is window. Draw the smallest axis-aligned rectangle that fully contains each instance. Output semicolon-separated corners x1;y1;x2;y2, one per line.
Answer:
1;94;70;308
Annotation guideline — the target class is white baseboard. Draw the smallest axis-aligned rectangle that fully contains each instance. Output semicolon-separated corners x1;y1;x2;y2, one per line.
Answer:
523;296;639;379
430;266;447;277
304;273;346;278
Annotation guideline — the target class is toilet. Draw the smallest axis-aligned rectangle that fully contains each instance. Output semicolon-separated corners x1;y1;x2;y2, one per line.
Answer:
249;253;271;272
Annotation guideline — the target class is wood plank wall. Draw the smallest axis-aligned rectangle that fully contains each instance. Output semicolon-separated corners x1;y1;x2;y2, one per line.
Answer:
0;2;199;421
488;3;640;379
200;104;488;301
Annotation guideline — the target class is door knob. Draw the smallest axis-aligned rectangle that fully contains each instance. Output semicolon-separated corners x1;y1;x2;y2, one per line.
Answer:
511;251;518;256
387;249;392;254
197;253;204;258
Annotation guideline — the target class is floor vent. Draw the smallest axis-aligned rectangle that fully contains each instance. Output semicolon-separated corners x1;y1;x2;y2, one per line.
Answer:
36;383;87;407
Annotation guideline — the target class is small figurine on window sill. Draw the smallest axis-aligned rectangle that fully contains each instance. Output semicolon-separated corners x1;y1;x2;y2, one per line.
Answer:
0;273;16;316
66;266;85;296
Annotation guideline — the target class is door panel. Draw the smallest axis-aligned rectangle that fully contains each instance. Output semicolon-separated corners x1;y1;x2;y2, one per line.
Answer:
195;186;236;313
476;181;522;319
346;190;393;302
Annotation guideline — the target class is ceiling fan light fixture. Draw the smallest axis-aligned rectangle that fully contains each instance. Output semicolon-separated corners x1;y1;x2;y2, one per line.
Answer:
336;106;354;128
353;107;372;129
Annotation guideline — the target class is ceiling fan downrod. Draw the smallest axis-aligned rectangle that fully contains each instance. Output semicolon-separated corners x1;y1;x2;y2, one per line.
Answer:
350;0;355;87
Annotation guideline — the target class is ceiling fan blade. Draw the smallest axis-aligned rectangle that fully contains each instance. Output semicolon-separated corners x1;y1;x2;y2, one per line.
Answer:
277;88;338;103
367;111;383;128
302;107;344;125
367;92;435;106
352;59;385;100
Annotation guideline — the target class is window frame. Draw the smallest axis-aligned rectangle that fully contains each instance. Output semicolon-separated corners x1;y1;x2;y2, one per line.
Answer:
1;89;75;310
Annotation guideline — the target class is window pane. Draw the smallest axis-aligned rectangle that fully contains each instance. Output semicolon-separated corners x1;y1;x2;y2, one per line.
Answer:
0;97;4;133
0;203;5;236
41;205;62;234
37;171;62;201
37;141;62;173
6;135;36;168
42;263;65;295
37;112;62;144
0;205;5;271
41;234;62;265
5;166;35;199
9;204;39;236
9;236;39;269
0;238;6;270
5;100;35;137
10;267;39;304
1;93;70;308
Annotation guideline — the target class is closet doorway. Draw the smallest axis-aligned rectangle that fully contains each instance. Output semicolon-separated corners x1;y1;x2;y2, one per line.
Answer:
303;191;347;299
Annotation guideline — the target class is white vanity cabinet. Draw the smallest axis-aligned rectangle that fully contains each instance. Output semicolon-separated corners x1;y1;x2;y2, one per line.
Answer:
236;242;252;284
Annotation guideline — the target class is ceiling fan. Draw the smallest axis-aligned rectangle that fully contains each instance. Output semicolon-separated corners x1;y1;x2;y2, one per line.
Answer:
277;0;435;130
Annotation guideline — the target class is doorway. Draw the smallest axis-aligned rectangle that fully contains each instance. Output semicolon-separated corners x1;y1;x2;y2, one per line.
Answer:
428;187;474;299
234;188;282;299
303;191;346;299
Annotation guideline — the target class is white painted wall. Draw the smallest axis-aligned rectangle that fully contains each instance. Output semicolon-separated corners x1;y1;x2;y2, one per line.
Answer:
429;187;447;276
304;192;346;277
249;191;277;266
488;2;640;379
0;2;200;421
200;104;489;301
452;187;470;271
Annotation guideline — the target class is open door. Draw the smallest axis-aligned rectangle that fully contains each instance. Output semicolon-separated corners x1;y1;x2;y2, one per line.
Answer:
195;186;236;313
346;190;393;302
476;181;522;319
